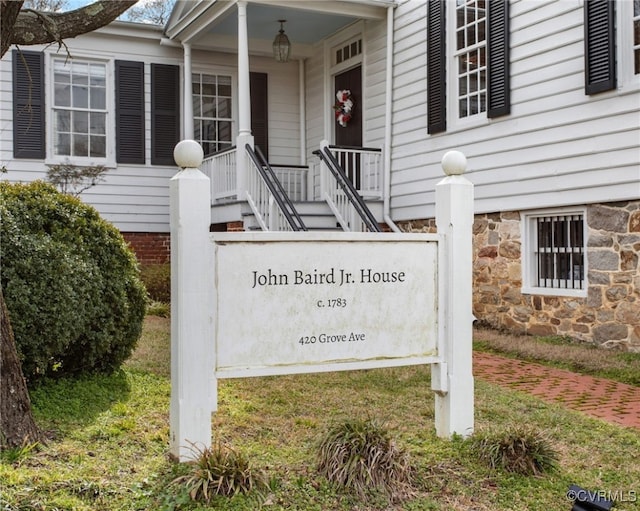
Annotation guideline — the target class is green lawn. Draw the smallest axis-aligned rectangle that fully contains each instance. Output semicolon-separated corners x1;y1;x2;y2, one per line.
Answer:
1;316;638;510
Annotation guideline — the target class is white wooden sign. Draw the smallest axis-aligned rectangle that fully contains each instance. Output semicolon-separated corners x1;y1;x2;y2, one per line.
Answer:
169;141;474;462
213;232;439;378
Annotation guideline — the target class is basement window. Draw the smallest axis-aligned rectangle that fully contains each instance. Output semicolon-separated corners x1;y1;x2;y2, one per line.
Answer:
522;210;587;297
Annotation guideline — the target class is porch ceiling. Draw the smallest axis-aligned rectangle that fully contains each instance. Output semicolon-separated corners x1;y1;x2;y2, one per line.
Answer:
166;0;393;57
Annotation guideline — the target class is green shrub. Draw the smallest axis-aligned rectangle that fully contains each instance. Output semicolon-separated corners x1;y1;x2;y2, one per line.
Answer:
469;425;559;476
139;263;170;303
0;181;146;380
317;418;413;500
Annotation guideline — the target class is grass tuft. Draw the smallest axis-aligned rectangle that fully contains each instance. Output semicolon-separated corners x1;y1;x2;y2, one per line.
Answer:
146;301;170;317
0;440;40;466
469;425;559;476
317;417;413;501
171;439;268;503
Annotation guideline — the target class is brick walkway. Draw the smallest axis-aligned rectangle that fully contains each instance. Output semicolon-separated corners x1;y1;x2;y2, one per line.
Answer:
473;352;640;429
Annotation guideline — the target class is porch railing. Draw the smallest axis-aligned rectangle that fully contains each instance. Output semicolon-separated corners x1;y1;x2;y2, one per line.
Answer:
202;146;237;202
327;145;383;199
272;165;308;202
202;147;309;204
245;144;307;232
314;144;381;233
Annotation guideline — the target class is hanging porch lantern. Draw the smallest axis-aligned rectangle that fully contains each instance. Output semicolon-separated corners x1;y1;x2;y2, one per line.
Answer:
273;19;290;63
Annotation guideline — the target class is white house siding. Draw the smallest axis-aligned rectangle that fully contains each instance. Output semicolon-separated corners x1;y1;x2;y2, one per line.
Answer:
389;0;640;222
362;18;387;148
1;24;182;233
388;0;429;220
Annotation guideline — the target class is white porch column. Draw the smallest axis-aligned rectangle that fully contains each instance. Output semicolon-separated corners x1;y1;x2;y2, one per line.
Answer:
182;42;194;140
235;1;253;198
432;150;475;438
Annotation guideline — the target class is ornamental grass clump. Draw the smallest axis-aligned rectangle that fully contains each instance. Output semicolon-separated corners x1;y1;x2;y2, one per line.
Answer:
172;440;267;503
470;425;559;476
316;418;413;500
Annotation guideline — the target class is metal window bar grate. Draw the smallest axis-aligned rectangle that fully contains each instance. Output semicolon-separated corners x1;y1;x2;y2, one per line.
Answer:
536;215;584;290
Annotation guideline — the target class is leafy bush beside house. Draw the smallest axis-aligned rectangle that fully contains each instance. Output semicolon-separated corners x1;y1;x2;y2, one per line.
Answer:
0;181;146;380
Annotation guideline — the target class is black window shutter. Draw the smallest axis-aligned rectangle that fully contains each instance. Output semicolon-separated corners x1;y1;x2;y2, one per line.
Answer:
584;0;616;95
487;0;511;118
250;72;269;160
151;63;180;165
13;50;45;159
116;60;145;164
427;0;447;134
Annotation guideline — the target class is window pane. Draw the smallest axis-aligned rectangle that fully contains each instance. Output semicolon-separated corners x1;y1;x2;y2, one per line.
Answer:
202;96;215;117
89;64;105;86
56;110;70;132
55;84;71;107
218;120;232;142
90;112;105;134
90;88;106;109
467;24;476;47
193;95;201;117
459;98;468;118
72;62;89;84
72;85;88;108
72;134;88;156
73;111;89;133
202;119;216;141
459;76;467;95
54;60;70;82
194;120;201;141
90;135;106;157
56;133;70;155
218;76;232;96
202;75;215;95
217;97;232;118
202;142;215;156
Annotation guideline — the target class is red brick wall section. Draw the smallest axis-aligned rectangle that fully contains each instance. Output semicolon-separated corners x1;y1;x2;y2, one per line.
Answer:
122;232;170;265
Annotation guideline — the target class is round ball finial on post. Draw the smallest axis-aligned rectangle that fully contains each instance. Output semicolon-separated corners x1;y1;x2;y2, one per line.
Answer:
174;140;204;169
441;150;467;176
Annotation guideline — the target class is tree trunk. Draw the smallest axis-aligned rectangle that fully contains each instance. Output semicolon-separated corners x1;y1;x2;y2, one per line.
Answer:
0;287;44;450
0;1;24;59
1;0;137;58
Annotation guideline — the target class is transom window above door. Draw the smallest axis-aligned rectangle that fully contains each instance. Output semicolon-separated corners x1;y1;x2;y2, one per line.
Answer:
334;37;362;66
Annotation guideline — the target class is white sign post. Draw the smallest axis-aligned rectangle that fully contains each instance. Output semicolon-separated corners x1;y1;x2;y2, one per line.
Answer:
169;142;474;461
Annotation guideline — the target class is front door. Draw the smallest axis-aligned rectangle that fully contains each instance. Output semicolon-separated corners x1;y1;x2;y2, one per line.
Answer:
334;66;362;188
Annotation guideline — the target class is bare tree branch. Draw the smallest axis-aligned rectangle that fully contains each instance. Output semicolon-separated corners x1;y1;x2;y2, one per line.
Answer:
2;0;138;58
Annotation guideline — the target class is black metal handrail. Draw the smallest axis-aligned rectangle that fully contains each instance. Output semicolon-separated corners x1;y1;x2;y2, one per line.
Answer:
313;146;381;232
245;144;307;232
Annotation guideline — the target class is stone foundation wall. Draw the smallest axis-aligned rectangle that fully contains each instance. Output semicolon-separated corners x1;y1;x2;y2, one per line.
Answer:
398;200;640;351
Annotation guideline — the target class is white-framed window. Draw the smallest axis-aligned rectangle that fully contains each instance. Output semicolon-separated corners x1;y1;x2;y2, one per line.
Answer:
617;0;640;89
522;209;587;297
192;72;233;156
453;0;487;119
51;57;109;162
